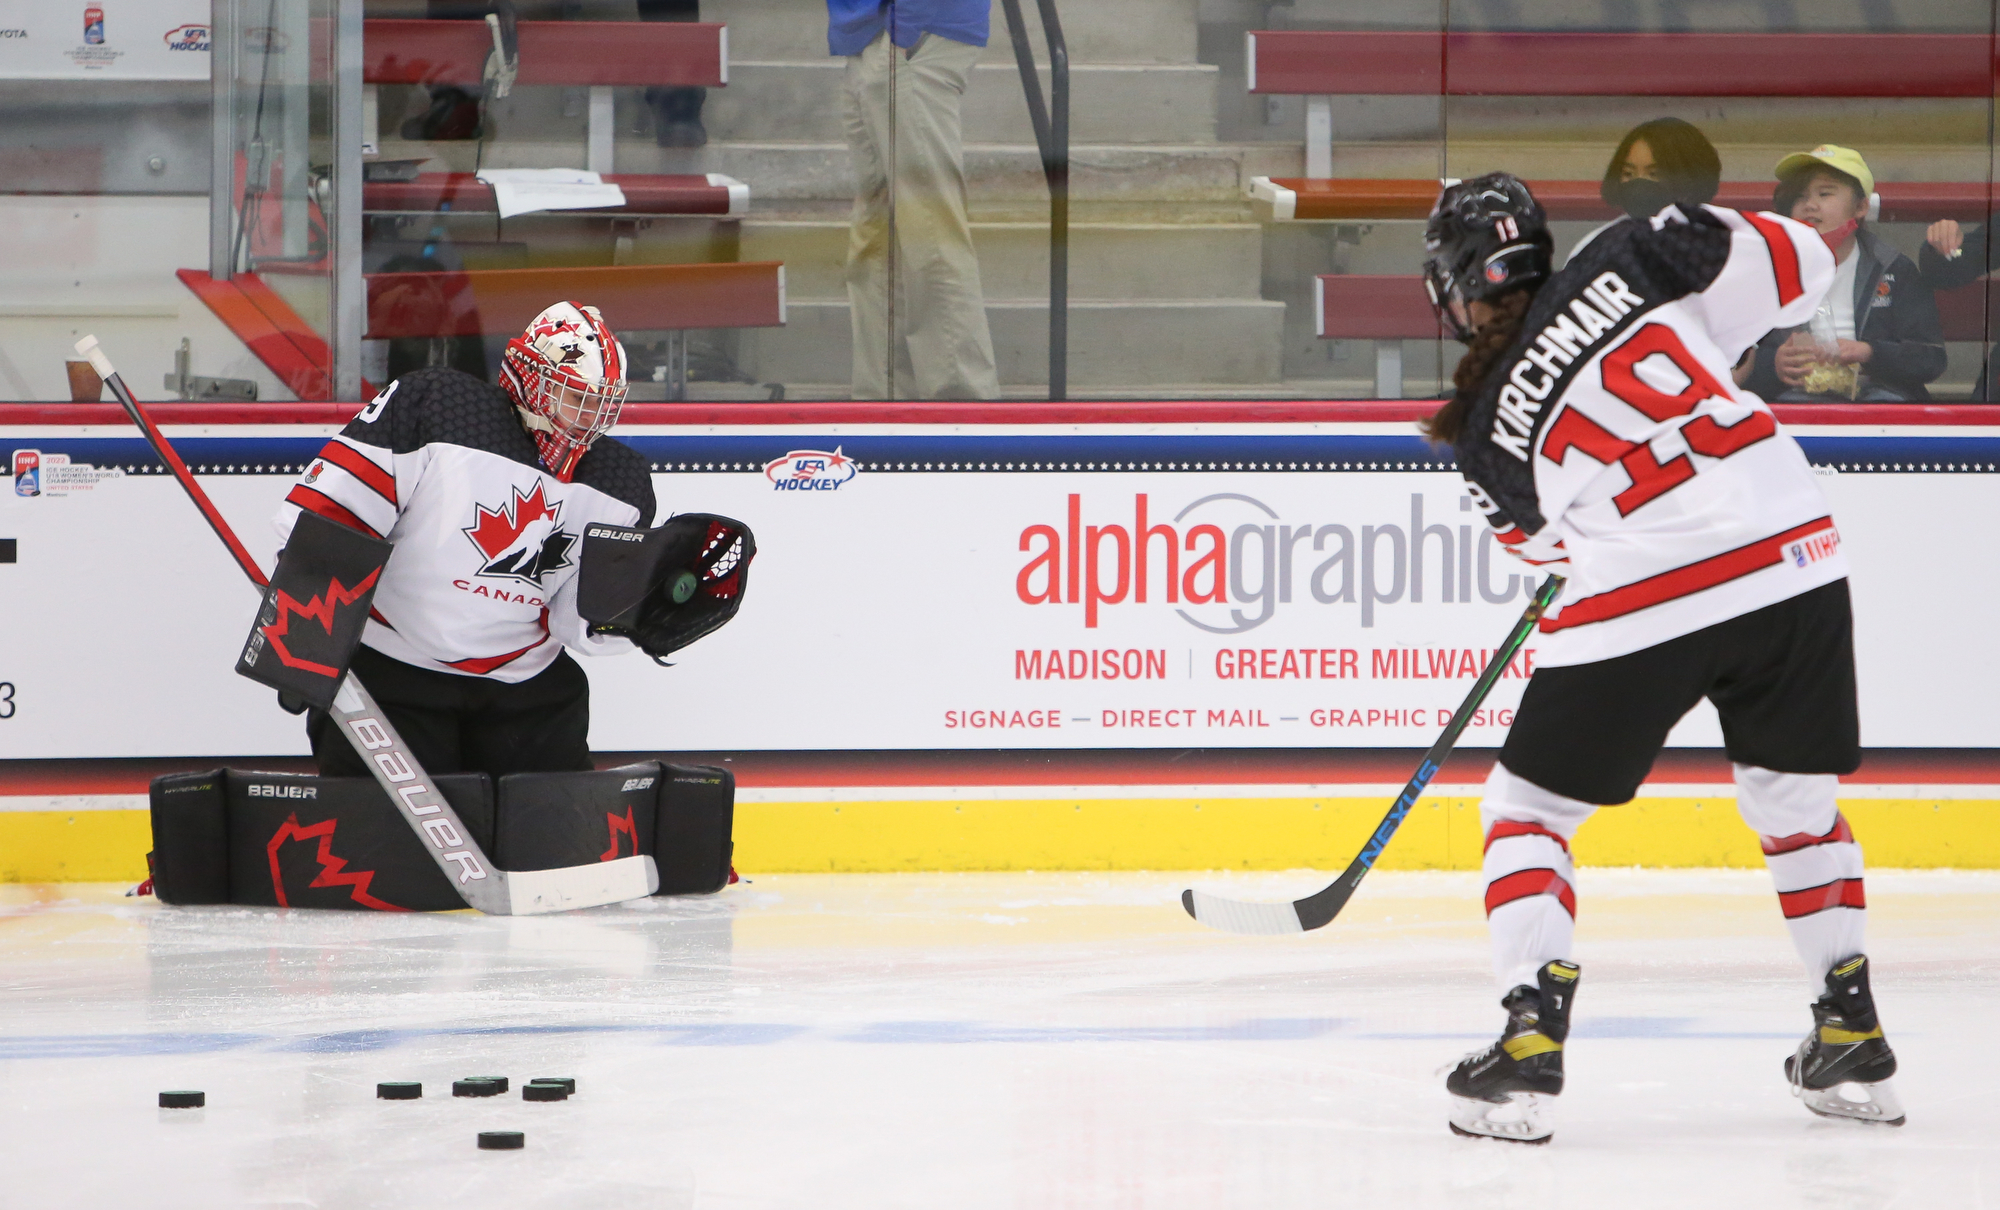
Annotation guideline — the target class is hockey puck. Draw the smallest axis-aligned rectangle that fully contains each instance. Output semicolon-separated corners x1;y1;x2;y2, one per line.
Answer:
469;1075;509;1093
376;1082;422;1100
477;1131;525;1151
669;569;698;605
158;1091;205;1109
452;1078;501;1098
528;1077;576;1095
522;1082;568;1102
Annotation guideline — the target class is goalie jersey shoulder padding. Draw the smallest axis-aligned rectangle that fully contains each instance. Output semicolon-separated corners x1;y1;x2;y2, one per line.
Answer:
1453;204;1849;667
275;367;657;683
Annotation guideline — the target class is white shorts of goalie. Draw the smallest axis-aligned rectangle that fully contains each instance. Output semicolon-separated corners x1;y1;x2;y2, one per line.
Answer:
1;869;1992;1209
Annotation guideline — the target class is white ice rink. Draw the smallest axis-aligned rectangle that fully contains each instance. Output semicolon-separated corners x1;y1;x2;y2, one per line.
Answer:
3;869;1995;1209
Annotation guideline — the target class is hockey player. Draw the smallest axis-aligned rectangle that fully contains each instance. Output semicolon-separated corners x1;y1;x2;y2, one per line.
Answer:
1420;175;1901;1142
275;301;654;780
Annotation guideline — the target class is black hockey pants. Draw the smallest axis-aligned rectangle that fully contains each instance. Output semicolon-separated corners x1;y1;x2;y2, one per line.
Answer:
308;644;594;781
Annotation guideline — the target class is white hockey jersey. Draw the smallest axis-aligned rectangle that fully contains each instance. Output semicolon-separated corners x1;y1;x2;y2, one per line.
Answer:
1453;204;1846;666
274;368;656;683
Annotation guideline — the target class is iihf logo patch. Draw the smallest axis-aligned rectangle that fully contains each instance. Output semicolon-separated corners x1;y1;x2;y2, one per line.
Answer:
462;482;575;586
1485;261;1510;284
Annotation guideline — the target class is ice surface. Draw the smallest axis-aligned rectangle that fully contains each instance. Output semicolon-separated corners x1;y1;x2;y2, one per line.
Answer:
2;870;1995;1209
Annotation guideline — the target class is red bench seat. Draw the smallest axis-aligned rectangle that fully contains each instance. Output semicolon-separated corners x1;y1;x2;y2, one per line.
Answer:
1255;178;2000;224
364;173;748;218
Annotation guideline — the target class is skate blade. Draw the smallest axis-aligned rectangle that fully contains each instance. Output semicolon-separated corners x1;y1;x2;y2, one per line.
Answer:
1799;1078;1906;1127
1449;1093;1553;1144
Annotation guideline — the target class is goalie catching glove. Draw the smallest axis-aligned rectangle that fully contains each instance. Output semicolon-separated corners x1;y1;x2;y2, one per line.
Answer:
577;514;754;664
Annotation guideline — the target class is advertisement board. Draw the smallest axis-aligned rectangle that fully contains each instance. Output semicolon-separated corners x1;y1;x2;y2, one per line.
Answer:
1;415;1996;759
0;0;209;81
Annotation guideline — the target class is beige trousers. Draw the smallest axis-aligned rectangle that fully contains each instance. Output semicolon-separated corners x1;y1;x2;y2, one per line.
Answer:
841;31;1001;400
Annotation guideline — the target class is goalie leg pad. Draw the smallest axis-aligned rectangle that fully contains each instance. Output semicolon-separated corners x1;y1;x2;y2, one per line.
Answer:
149;771;231;905
494;763;662;872
225;770;494;911
655;764;735;895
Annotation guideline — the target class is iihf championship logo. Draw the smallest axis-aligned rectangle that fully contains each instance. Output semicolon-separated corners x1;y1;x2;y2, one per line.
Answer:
462;482;574;585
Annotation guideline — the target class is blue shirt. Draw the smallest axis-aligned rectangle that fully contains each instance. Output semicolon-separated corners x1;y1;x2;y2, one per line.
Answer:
827;0;990;56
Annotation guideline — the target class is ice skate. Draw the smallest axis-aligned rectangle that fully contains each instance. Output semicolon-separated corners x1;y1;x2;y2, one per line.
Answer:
1447;959;1579;1144
1786;955;1905;1126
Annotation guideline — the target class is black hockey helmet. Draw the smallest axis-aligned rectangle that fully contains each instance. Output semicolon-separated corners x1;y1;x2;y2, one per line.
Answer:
1422;173;1553;342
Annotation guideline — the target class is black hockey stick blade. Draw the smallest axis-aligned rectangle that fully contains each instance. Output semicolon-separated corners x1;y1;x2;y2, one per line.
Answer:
1181;573;1565;936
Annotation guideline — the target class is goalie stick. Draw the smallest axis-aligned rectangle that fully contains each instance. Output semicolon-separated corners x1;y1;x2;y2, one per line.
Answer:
77;335;658;916
1181;573;1564;935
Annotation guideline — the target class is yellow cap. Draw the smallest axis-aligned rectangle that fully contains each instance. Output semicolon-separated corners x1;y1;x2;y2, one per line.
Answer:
1774;145;1874;198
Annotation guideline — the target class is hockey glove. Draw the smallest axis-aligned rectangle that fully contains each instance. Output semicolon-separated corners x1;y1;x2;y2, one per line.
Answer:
579;513;754;664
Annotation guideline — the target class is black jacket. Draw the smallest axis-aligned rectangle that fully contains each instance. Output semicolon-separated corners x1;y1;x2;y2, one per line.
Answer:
1917;209;1999;295
1742;227;1945;401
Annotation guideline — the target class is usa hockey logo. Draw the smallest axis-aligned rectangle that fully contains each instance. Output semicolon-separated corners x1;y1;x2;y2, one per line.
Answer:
462;482;575;586
763;448;856;492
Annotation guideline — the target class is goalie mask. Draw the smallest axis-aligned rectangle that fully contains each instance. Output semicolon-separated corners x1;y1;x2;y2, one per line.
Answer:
1422;174;1552;343
500;301;629;481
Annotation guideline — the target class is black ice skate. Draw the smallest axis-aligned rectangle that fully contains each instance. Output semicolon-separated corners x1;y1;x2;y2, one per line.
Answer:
1785;954;1905;1126
1447;959;1579;1144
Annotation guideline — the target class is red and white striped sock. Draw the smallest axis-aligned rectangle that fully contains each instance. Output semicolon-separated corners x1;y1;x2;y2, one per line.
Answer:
1480;764;1597;996
1734;765;1866;984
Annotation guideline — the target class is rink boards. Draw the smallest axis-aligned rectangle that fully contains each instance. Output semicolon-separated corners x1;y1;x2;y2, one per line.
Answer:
3;405;1997;877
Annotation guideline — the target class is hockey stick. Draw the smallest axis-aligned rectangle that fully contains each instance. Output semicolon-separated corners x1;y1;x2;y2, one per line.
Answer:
77;335;658;915
1181;573;1565;935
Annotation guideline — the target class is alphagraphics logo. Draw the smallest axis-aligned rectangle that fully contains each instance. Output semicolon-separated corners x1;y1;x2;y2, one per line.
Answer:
764;448;856;493
163;23;211;51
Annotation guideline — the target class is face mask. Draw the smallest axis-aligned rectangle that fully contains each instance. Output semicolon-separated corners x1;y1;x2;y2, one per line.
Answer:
1612;178;1677;221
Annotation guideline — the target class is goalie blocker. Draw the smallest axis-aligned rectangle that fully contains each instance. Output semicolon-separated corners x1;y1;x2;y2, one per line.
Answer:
147;762;735;910
236;511;392;713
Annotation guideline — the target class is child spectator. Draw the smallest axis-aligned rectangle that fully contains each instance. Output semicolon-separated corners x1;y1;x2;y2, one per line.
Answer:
1737;146;1945;402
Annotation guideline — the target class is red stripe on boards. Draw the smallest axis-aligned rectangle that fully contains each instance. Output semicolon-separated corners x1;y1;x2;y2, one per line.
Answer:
1541;517;1835;632
1778;878;1866;918
1484;868;1577;919
1740;211;1806;306
286;485;383;539
1761;813;1855;855
315;440;397;506
1483;819;1571;855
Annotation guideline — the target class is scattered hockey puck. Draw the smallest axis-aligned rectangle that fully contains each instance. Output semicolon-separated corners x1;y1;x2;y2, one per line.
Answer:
522;1082;567;1102
376;1082;422;1100
477;1131;525;1151
452;1078;501;1098
528;1077;576;1095
468;1075;509;1093
158;1091;205;1109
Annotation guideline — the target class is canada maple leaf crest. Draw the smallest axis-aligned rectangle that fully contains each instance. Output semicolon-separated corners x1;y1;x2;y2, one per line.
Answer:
462;482;574;586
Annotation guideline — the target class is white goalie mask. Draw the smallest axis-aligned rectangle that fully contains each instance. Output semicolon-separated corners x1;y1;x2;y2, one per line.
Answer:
500;301;629;480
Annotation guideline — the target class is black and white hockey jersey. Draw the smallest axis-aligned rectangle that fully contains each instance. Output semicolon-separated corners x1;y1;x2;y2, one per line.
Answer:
1454;204;1845;666
274;368;656;682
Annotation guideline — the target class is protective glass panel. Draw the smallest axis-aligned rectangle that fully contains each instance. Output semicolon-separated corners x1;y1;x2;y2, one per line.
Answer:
1438;0;1996;403
0;0;358;402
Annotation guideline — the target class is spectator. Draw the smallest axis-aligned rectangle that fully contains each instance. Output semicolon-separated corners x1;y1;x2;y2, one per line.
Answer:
1918;211;1998;399
638;0;707;148
1738;146;1945;402
1568;117;1722;259
830;0;1001;400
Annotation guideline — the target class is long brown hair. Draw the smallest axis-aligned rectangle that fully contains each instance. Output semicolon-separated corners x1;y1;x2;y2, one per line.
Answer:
1422;289;1534;445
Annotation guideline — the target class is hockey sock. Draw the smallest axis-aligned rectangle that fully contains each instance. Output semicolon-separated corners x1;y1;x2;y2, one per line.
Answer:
1479;764;1594;996
1734;765;1866;985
